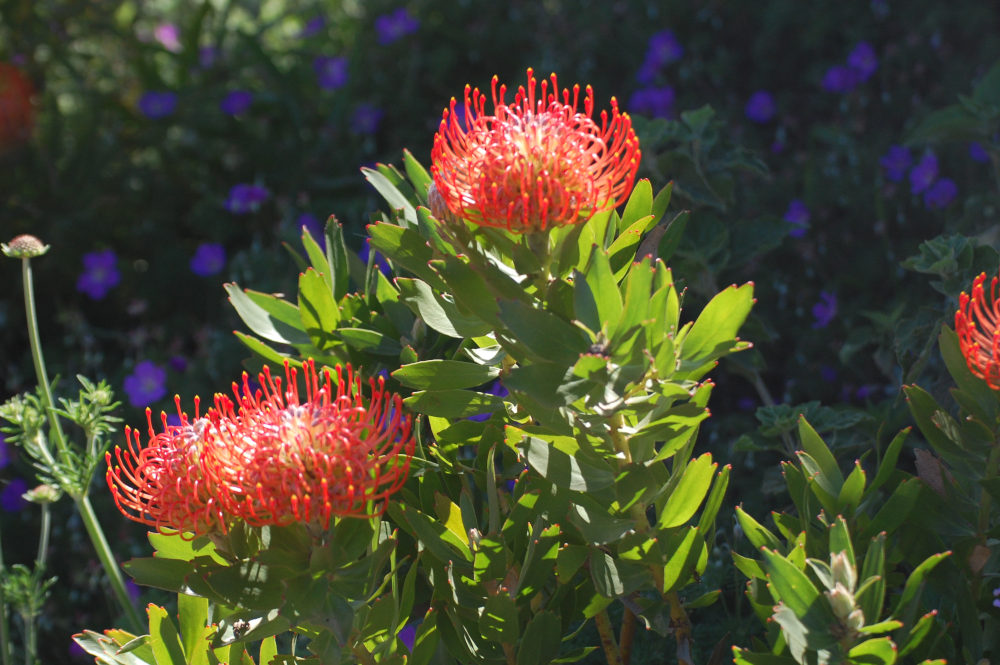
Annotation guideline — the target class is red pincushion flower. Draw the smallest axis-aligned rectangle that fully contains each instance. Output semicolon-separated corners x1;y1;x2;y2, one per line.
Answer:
430;68;641;233
106;360;415;537
0;62;35;152
956;270;1000;390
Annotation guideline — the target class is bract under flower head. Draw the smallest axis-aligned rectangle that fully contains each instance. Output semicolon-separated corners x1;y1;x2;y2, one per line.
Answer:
430;68;640;233
956;270;1000;390
209;360;415;529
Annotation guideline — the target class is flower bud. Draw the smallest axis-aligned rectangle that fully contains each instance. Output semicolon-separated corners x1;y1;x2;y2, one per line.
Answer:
2;234;49;259
825;583;857;620
830;550;856;592
24;483;61;504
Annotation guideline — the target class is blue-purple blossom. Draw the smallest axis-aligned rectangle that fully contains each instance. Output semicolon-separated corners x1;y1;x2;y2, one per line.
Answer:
909;152;939;195
154;24;182;52
220;90;253;115
811;292;838;329
76;249;121;300
352;103;384;135
993;586;1000;609
736;396;756;411
923;178;957;209
189;242;226;276
0;434;9;470
125;579;142;606
123;360;167;407
969;141;990;163
0;478;28;512
198;46;218;68
375;8;419;45
880;145;912;182
359;238;391;276
398;623;417;652
646;29;684;66
314;56;348;90
628;86;675;119
168;355;188;373
137;91;177;119
820;365;838;383
822;65;860;94
299;15;326;38
225;183;270;213
468;380;509;422
847;41;878;80
744;90;776;123
783;199;811;237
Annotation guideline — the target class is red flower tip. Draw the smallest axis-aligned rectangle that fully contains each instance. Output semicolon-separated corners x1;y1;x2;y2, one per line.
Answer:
430;68;641;234
955;269;1000;390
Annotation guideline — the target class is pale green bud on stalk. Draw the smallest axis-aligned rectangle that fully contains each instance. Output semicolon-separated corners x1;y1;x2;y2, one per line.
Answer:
845;608;865;634
0;234;49;259
830;550;856;592
825;583;857;621
23;484;61;505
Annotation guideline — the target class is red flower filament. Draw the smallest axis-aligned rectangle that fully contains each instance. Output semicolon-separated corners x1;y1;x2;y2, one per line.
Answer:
106;360;415;537
430;67;641;233
956;270;1000;390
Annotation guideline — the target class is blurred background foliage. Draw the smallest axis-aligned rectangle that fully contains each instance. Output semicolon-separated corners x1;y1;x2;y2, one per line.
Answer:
3;0;1000;662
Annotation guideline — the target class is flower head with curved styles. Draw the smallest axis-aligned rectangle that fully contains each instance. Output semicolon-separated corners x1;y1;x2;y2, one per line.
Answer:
209;361;415;529
431;68;640;233
106;360;415;538
956;270;1000;390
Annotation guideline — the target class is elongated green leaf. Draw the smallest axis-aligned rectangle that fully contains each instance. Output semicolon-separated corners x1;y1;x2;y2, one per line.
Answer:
393;359;500;390
658;453;717;528
336;327;403;356
497;299;589;365
364;167;418;226
521;435;615;492
177;595;209;663
301;225;333;293
899;611;940;657
233;331;299;367
480;593;519;644
860;479;921;542
735;505;782;551
797;417;845;489
409;612;440;665
226;284;312;346
298;268;340;349
516;612;561;665
148;604;188;665
619;178;653;232
368;222;444;289
614;257;655;341
583;247;623;328
759;549;825;618
325;217;351;300
867;428;908;497
403;148;432;198
397;278;493;338
848;637;897;665
857;532;886;623
404;388;505;419
681;282;754;364
568;496;633;545
661;527;704;593
892;551;951;616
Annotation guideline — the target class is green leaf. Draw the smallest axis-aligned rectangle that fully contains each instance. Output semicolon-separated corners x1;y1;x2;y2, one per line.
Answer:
590;550;649;597
899;611;940;657
298;268;340;350
520;435;615;492
759;549;826;619
148;604;188;665
368;222;443;289
409;612;440;665
892;551;951;617
225;284;312;346
335;328;403;356
857;532;886;624
859;479;922;543
867;428;908;497
618;178;653;232
572;269;601;333
838;461;866;514
177;595;209;662
397;277;493;338
233;332;299;368
301;224;333;293
732;648;798;665
403;389;506;419
124;558;195;594
906;104;984;144
516;611;561;665
583;247;623;329
735;505;782;551
696;464;730;535
848;637;897;665
657;453;717;528
258;636;278;665
680;282;754;364
556;545;589;583
388;502;472;564
859;619;903;635
828;515;855;570
797;417;845;489
364;167;418;226
614;257;656;341
403;149;433;198
393;359;500;390
568;496;634;545
324;217;351;300
497;299;589;365
608;215;656;280
661;527;704;593
480;593;519;644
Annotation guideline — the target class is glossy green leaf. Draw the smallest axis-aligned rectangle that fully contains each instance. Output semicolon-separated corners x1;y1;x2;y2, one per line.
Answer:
364;166;418;226
608;214;656;280
857;532;886;623
619;178;653;232
233;331;298;368
614;257;655;341
680;282;754;364
903;385;972;463
892;550;951;616
177;595;209;663
397;277;492;338
516;611;561;665
847;637;897;665
899;611;940;657
335;327;403;356
301;224;333;293
124;558;195;594
387;502;472;564
480;593;519;644
828;515;855;571
225;284;312;346
657;453;717;528
838;461;866;514
583;247;623;328
403;388;505;418
368;222;443;289
403;149;433;198
298;268;340;350
497;299;589;365
732;551;765;580
735;505;782;551
148;604;187;665
393;359;500;390
797;417;845;489
521;435;615;492
859;478;921;543
661;526;704;593
759;549;825;618
324;216;351;300
590;550;649;597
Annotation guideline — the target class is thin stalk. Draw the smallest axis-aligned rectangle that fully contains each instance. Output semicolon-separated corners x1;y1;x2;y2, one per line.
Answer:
20;258;68;461
76;496;143;632
594;609;623;665
619;608;636;665
34;506;50;572
0;528;12;665
21;610;34;665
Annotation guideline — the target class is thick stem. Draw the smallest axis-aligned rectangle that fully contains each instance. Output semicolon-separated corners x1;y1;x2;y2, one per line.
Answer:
76;496;144;633
20;258;68;463
667;591;695;665
594;609;623;665
34;506;50;572
21;610;34;665
619;608;636;665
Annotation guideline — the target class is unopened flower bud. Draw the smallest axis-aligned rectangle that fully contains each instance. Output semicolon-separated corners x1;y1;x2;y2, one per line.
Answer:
2;234;49;259
24;483;61;504
468;527;482;551
846;608;865;633
830;550;856;592
826;583;857;620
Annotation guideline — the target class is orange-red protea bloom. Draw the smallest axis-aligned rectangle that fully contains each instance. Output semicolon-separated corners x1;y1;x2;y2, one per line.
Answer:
107;360;416;537
0;62;35;152
209;361;415;529
956;270;1000;390
430;68;641;233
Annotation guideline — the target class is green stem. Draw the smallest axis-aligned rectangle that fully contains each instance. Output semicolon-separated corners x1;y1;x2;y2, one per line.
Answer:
21;610;34;665
594;609;623;665
20;258;68;462
76;496;144;633
34;506;50;572
0;526;11;665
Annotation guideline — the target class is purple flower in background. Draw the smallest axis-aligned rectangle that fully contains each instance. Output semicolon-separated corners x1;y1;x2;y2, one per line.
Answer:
125;579;142;606
923;178;957;209
76;249;121;300
220;90;253;115
880;145;912;182
0;434;9;470
736;396;756;411
124;361;167;407
375;8;419;45
820;365;838;383
137;91;177;119
198;46;218;68
969;141;990;163
909;152;938;194
352;103;384;135
190;242;226;276
168;355;188;373
822;65;860;94
225;183;269;213
468;380;509;422
398;623;417;652
811;291;838;329
297;213;326;250
0;478;28;512
299;15;326;38
628;86;675;118
154;23;182;52
783;199;810;237
847;41;878;80
744;90;776;123
993;586;1000;609
646;29;684;66
359;238;391;276
314;56;348;90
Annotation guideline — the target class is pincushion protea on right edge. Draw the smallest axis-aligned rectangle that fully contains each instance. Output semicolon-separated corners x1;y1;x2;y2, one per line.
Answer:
956;269;1000;390
430;68;640;234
